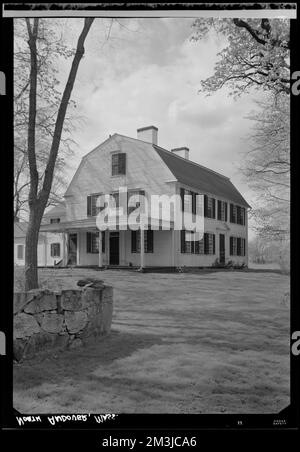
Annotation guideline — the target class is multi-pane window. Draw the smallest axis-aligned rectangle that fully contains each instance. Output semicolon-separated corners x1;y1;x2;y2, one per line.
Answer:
217;200;227;221
17;244;24;259
204;195;216;219
230;204;245;225
127;190;145;215
50;218;60;224
87;193;103;217
181;231;214;255
230;237;246;256
50;243;61;257
86;232;105;253
112;153;126;176
131;230;153;253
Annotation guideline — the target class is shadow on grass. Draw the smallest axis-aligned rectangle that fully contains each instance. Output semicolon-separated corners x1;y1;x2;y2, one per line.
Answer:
14;329;163;391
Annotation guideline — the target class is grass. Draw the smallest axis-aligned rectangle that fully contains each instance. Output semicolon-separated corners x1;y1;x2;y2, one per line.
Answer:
14;267;290;414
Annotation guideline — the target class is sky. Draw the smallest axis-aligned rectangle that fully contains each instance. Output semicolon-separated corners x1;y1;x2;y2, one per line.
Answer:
41;18;263;238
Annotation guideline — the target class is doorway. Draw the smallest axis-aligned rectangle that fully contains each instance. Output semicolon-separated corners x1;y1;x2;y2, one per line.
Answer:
68;233;77;266
219;234;225;265
109;232;119;265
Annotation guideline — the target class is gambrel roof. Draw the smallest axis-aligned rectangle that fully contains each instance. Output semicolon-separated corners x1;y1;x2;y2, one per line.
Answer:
153;145;251;208
64;133;250;208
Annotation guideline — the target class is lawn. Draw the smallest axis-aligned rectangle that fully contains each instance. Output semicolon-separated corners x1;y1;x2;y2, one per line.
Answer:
13;267;290;414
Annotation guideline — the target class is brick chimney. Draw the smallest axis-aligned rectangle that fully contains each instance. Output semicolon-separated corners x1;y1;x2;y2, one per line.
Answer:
137;126;158;145
171;147;189;160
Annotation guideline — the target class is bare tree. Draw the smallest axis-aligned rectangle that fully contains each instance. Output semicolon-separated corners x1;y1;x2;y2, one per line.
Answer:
191;18;290;97
22;17;94;290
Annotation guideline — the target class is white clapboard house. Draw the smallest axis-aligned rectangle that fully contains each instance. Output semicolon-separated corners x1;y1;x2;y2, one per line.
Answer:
39;126;250;269
14;202;66;267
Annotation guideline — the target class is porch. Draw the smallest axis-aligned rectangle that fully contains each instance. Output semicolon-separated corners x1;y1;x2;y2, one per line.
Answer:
40;218;176;269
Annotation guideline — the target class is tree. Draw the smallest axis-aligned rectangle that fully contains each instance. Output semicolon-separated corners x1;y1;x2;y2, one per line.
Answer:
21;18;94;290
14;19;79;221
242;93;290;241
191;18;290;97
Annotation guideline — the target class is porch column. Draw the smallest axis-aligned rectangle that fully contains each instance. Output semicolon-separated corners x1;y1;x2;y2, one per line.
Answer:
98;231;103;268
140;227;145;269
62;232;67;266
171;228;175;267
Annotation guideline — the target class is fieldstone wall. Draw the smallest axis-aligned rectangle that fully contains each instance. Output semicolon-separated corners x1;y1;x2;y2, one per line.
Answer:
13;285;113;361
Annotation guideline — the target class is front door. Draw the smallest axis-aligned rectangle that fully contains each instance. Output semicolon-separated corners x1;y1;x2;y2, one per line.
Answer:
219;233;225;265
68;233;77;265
109;232;119;265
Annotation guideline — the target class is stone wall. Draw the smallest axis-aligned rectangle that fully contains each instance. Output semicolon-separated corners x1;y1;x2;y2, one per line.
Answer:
13;285;113;361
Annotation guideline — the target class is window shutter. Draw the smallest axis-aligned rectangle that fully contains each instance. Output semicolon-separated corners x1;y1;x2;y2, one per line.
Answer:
213;234;215;254
180;188;185;212
119;153;126;175
212;198;216;219
242;238;245;256
225;202;228;222
217;200;221;220
195;239;199;254
101;231;105;253
131;231;137;253
204;195;208;217
87;196;92;216
237;237;241;256
204;233;208;254
180;229;185;253
192;192;196;215
230;237;233;256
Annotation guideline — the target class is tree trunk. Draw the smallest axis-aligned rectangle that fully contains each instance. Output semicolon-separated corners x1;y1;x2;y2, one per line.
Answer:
24;18;94;290
24;203;44;291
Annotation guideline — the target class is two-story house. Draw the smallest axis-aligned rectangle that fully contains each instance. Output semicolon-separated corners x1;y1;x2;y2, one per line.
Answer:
40;126;250;269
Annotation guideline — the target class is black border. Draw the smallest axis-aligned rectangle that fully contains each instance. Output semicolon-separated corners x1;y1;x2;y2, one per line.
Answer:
1;0;299;437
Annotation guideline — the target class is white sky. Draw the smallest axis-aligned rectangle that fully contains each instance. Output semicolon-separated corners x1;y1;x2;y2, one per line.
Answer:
52;18;264;238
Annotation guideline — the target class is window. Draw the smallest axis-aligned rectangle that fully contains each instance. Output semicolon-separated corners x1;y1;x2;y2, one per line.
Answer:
230;204;245;225
131;230;154;253
230;204;237;223
17;244;24;259
87;193;104;217
204;195;216;219
112;153;126;176
128;190;145;215
86;232;105;253
217;200;227;221
204;233;215;255
230;237;246;256
181;231;214;255
50;218;60;224
50;243;60;257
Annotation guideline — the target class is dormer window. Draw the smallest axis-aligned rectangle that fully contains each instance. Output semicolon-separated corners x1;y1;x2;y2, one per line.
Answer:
112;153;126;176
50;218;60;224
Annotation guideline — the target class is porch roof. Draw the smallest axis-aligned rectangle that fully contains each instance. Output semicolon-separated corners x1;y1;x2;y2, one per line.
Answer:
40;216;175;233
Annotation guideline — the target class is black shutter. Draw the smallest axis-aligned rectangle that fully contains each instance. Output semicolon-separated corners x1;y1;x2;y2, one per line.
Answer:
119;153;126;175
195;239;199;254
243;238;246;256
230;237;233;256
204;195;208;217
242;207;245;225
181;229;185;253
87;195;92;216
237;237;241;256
146;230;153;253
230;204;233;223
225;202;228;222
180;188;185;212
204;233;208;254
131;231;137;253
192;192;196;215
101;231;105;253
87;232;91;253
213;234;215;254
217;200;221;220
212;198;216;219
